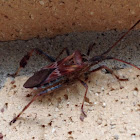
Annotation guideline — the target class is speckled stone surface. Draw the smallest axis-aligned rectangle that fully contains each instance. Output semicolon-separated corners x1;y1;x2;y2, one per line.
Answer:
0;29;140;140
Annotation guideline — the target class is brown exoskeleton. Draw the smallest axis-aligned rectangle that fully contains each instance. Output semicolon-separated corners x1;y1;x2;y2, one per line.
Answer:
9;19;140;125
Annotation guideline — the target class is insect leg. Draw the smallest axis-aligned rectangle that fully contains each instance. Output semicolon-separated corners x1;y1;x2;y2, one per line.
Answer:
9;93;39;125
55;47;70;60
78;79;88;121
9;84;62;125
34;48;56;62
86;43;96;56
90;65;128;81
8;48;55;77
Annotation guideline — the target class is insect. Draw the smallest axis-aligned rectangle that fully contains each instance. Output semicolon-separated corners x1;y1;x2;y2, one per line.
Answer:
9;19;140;125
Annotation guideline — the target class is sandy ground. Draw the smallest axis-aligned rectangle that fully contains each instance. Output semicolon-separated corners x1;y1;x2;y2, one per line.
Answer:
0;30;140;140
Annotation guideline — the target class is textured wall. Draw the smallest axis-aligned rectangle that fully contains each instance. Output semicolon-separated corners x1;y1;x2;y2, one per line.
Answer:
0;0;139;41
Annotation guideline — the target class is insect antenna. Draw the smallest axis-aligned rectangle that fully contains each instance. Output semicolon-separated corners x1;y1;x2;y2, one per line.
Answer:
102;19;140;56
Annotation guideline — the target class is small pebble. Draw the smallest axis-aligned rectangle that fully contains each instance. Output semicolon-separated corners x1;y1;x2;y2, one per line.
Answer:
94;102;98;105
55;108;59;112
88;106;94;111
18;106;22;110
89;90;93;94
95;93;99;96
131;134;136;140
66;88;70;93
90;11;94;15
97;119;102;125
110;124;116;129
113;134;119;140
101;87;104;91
122;112;126;115
39;1;44;5
53;115;57;119
130;10;135;15
58;104;63;109
48;102;52;106
102;102;106;108
133;91;138;96
30;14;34;20
52;128;56;133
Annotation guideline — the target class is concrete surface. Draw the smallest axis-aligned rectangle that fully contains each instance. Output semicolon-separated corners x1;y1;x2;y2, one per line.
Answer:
0;0;140;41
0;29;140;140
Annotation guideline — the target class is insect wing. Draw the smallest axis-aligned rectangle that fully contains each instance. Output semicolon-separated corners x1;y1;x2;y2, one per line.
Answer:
23;69;54;88
42;64;85;85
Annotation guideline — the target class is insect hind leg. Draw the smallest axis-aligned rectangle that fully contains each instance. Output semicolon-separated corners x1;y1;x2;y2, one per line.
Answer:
8;48;56;78
9;93;39;125
9;84;62;125
77;78;88;121
90;65;128;81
